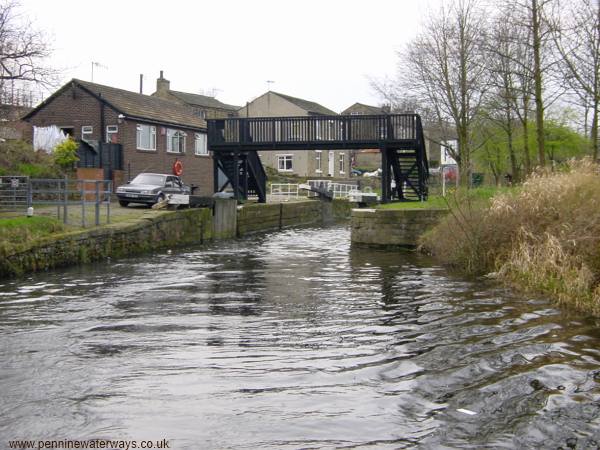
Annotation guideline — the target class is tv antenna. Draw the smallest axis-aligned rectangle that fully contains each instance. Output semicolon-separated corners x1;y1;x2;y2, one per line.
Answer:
91;61;108;82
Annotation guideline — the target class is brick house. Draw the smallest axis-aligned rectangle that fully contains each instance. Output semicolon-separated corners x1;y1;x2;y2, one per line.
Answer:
341;102;390;116
22;79;214;195
239;91;351;179
151;71;239;120
0;104;31;140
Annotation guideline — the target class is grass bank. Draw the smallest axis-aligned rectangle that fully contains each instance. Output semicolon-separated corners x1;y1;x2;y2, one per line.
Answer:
377;187;509;210
0;216;67;255
420;159;600;316
0;206;165;258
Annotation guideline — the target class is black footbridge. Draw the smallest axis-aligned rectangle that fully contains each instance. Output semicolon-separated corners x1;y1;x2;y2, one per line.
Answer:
207;114;428;203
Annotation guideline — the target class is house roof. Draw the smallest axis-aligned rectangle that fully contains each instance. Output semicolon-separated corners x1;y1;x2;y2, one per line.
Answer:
23;79;207;130
167;90;240;111
272;91;337;115
341;102;387;115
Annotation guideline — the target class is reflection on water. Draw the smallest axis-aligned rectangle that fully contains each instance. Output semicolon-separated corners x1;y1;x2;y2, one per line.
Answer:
0;226;599;449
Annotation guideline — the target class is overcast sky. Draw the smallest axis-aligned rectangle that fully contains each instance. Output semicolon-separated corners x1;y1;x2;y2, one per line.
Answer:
22;0;443;112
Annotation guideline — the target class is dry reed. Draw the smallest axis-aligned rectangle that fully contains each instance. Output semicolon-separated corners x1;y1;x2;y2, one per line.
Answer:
420;158;600;315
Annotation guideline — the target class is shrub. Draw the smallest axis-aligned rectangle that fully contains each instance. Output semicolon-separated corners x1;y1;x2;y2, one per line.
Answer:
53;138;79;171
17;162;58;178
0;140;58;177
420;158;600;315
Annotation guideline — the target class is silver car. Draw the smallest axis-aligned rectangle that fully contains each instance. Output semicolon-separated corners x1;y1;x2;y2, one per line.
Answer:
116;173;191;207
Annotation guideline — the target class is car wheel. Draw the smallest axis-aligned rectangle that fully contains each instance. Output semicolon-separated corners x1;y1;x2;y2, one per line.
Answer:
119;200;129;207
153;193;166;207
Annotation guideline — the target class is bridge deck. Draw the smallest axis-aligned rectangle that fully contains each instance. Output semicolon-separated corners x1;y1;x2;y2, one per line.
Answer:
207;114;421;151
207;113;428;204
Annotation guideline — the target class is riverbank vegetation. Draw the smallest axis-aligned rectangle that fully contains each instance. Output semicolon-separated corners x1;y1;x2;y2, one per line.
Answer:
0;216;66;255
377;187;512;210
420;159;600;315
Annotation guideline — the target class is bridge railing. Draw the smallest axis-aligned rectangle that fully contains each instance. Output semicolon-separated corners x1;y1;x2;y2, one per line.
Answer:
208;114;419;148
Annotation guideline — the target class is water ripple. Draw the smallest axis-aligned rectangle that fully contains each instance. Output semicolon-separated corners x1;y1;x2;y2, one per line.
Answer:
0;225;599;449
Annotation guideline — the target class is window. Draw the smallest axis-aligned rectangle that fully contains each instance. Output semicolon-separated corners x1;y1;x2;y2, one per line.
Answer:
339;152;346;174
277;154;293;172
167;129;186;153
136;124;156;150
195;133;208;155
106;125;118;143
315;150;322;173
81;126;93;136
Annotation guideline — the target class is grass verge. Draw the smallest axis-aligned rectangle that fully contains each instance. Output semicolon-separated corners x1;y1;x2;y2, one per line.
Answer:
377;187;510;210
0;216;67;255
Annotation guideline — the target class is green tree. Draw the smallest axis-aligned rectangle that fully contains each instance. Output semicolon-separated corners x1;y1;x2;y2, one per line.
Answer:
544;119;588;163
53;138;79;171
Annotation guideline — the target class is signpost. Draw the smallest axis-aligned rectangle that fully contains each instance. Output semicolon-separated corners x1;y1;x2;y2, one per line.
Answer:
441;140;458;197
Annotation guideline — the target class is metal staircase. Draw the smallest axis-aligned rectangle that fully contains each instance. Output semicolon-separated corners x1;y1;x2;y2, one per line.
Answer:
213;151;267;203
381;117;428;202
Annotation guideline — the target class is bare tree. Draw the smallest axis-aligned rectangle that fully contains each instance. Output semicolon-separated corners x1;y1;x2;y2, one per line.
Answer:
506;0;559;167
551;0;600;160
483;14;524;181
0;0;56;105
396;0;490;185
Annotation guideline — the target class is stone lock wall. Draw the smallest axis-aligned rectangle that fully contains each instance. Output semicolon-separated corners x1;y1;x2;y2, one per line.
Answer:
1;199;358;279
351;208;447;247
237;201;322;236
0;208;212;278
236;199;355;237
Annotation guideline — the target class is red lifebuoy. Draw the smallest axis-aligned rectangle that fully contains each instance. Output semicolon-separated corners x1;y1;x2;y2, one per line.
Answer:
172;160;183;176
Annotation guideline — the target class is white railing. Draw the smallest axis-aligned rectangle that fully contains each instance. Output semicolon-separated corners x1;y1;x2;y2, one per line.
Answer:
269;183;299;201
306;180;359;199
330;182;359;198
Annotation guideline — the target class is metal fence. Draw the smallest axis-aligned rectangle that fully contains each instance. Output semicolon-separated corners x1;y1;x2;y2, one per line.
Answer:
0;176;113;227
269;183;300;202
0;176;30;212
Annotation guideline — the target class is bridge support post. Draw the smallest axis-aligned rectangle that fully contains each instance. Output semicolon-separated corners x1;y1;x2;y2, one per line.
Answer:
213;155;219;195
381;145;390;204
232;151;240;202
242;155;249;199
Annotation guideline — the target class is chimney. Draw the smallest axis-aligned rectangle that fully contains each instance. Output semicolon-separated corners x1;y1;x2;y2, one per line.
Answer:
156;70;170;97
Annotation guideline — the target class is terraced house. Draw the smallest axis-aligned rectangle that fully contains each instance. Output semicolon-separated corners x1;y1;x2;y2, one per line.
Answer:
239;91;351;178
22;79;214;195
151;71;239;119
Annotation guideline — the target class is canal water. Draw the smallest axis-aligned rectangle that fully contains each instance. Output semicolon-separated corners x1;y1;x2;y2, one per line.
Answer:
1;226;599;449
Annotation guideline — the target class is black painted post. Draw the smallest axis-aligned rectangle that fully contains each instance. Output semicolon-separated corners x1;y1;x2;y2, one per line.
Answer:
381;146;389;204
232;152;240;202
242;156;248;200
213;155;219;194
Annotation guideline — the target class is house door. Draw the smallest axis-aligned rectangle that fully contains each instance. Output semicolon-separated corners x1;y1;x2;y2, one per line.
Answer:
328;151;335;176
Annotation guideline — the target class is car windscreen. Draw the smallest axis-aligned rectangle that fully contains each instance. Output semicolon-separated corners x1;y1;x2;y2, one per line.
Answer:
131;174;165;185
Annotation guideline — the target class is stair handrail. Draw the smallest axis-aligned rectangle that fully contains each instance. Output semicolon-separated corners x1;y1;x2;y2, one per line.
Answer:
246;150;267;202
